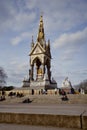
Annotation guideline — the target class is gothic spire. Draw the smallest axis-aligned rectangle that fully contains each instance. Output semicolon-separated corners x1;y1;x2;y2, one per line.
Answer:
31;35;34;48
37;15;45;43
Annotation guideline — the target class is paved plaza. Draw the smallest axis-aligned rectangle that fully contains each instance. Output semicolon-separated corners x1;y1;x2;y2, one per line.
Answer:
0;104;87;116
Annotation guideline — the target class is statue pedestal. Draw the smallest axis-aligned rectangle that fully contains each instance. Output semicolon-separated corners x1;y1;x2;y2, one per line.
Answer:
22;75;57;90
30;78;57;90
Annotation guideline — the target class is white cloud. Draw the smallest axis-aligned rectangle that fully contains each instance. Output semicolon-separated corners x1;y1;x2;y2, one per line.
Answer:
0;0;87;33
10;60;18;65
10;26;38;45
53;27;87;48
7;60;29;86
37;0;87;34
10;31;32;45
11;37;22;45
9;59;28;68
0;0;37;32
24;0;37;10
12;12;36;31
10;32;32;45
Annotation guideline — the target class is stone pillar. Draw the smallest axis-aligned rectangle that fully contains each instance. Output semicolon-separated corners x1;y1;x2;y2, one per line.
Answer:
42;64;45;78
47;66;51;83
31;65;34;80
36;65;38;80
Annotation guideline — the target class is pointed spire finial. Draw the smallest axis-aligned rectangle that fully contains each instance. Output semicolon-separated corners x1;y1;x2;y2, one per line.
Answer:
32;35;34;43
31;35;34;48
37;14;45;43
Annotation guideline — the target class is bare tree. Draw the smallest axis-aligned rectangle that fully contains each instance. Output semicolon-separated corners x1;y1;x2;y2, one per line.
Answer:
0;67;7;88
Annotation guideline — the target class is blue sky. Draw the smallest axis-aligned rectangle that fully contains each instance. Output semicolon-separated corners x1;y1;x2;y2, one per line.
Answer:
0;0;87;87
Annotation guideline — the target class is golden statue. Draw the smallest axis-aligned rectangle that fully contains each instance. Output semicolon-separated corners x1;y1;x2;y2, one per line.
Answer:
37;68;43;74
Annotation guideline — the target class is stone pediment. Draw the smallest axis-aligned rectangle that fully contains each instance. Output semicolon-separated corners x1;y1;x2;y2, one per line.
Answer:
30;42;45;56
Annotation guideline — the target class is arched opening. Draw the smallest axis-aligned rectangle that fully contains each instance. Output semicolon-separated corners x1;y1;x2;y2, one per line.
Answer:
32;57;43;81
